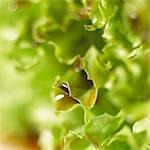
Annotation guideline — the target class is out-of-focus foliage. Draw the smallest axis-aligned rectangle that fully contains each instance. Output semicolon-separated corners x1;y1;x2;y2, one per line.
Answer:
0;0;149;149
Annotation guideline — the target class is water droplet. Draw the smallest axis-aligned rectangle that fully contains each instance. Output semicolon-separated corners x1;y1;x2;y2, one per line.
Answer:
130;12;138;19
54;81;79;111
84;24;97;31
56;82;70;95
61;83;68;89
55;94;65;101
74;67;80;72
54;94;78;111
73;57;82;72
86;6;92;11
92;16;97;25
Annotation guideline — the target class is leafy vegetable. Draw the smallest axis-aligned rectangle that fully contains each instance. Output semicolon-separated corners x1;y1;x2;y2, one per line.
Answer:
84;112;124;148
0;0;149;149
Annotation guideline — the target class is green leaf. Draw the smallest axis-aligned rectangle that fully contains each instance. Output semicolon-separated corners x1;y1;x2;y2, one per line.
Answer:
103;135;131;150
13;46;43;71
56;105;85;131
67;69;97;109
123;0;150;44
0;0;149;149
83;107;93;124
45;20;104;64
99;0;120;20
82;0;106;29
102;43;127;68
53;65;98;110
102;20;133;49
64;131;91;150
83;46;109;88
84;112;124;147
53;81;78;111
48;0;69;24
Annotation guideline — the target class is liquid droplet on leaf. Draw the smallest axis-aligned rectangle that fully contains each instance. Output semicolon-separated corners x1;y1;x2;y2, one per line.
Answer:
55;94;65;101
54;82;78;111
55;82;70;95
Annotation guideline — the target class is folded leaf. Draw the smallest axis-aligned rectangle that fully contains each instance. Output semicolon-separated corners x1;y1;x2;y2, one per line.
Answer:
84;112;124;147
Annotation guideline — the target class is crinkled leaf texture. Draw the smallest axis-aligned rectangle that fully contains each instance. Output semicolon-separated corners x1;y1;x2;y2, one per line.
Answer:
84;112;124;148
1;0;149;150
